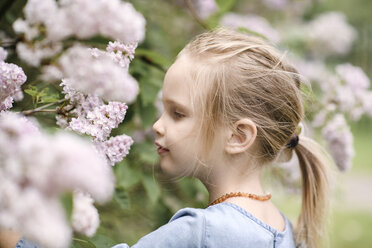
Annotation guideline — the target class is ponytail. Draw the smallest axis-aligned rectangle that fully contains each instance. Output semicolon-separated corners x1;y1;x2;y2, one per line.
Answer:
294;136;331;248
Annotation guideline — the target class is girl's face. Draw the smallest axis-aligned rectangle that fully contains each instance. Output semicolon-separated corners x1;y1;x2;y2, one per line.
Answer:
152;56;208;178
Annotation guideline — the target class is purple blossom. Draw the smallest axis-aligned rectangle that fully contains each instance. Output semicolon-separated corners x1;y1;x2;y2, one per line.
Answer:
95;134;134;166
0;61;27;111
322;114;354;171
220;13;280;43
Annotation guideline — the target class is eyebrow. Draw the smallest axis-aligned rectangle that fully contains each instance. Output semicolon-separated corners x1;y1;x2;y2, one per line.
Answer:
162;98;189;111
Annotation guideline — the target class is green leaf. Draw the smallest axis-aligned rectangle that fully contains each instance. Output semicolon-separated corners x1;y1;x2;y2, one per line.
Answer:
61;192;73;220
133;142;158;164
139;103;157;129
114;186;131;210
139;81;160;106
72;238;96;248
90;234;116;248
24;86;38;97
135;48;172;69
39;93;61;103
143;175;161;204
115;162;142;189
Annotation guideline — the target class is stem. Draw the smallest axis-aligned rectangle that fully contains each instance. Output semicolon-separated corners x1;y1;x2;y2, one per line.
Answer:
22;99;68;116
184;0;210;30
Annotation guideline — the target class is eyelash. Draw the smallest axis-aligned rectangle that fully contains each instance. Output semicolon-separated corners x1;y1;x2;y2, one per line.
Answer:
173;111;185;119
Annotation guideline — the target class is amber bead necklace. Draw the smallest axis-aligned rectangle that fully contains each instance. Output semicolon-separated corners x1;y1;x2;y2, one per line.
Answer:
208;191;272;206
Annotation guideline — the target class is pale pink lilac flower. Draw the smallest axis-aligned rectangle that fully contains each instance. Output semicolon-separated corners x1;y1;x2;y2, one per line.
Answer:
336;63;370;90
306;12;357;56
15;41;63;67
59;0;146;43
191;0;219;20
96;134;134;166
12;19;39;41
0;113;114;247
106;41;138;69
72;191;99;237
220;13;280;43
58;45;139;103
70;102;128;142
0;184;71;248
0;60;27;111
0;47;7;61
322;114;354;171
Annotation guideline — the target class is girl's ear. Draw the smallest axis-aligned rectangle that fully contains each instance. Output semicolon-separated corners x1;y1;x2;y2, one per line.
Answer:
224;118;257;155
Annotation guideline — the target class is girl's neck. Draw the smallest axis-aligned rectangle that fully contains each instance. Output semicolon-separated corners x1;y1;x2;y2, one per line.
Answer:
201;165;265;205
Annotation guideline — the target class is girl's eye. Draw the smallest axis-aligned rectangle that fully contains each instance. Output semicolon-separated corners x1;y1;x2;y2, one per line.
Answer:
173;111;185;119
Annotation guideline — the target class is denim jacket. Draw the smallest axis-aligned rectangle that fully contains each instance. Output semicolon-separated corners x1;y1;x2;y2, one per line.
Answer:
111;202;296;248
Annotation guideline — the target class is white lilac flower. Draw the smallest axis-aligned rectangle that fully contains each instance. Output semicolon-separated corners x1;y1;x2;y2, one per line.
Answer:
0;47;8;61
95;134;134;166
0;61;27;111
322;114;354;171
106;41;138;69
336;63;370;90
58;45;139;103
0;184;71;248
191;0;219;20
70;102;128;142
220;13;280;43
23;0;58;25
12;19;39;41
71;191;99;237
1;113;115;247
306;12;357;56
60;0;146;43
16;41;63;67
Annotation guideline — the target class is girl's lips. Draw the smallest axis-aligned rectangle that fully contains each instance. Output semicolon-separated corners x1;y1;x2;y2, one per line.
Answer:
155;142;169;155
157;147;169;155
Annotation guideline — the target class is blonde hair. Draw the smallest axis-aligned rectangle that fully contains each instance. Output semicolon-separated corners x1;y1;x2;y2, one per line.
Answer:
177;28;330;248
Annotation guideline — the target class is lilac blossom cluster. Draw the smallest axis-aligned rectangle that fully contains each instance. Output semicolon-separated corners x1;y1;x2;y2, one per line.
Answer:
191;0;219;20
322;114;354;171
0;49;27;111
220;13;280;43
57;80;134;167
95;135;134;166
70;101;128;142
54;45;139;103
71;191;99;237
12;0;145;67
305;12;357;57
0;112;114;247
294;57;372;170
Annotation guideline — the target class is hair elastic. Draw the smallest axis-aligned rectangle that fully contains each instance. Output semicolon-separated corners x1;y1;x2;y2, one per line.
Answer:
286;135;299;149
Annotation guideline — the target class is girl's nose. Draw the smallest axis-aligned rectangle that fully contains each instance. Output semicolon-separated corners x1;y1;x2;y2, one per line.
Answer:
152;116;165;136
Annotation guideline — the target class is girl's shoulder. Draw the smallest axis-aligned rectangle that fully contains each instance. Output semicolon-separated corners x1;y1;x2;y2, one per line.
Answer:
169;202;296;248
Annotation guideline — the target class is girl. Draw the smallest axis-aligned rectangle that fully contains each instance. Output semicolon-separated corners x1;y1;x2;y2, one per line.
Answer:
13;27;330;248
112;27;330;248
